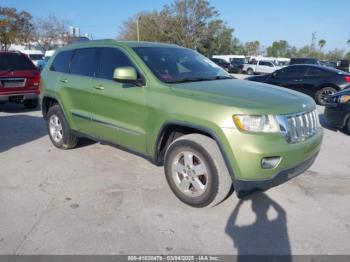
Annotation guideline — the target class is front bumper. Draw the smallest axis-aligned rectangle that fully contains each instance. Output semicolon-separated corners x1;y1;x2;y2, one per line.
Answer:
234;152;318;197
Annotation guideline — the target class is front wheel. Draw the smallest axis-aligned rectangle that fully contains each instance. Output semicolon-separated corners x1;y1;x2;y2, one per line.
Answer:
315;87;337;105
345;118;350;134
164;134;232;207
46;104;79;149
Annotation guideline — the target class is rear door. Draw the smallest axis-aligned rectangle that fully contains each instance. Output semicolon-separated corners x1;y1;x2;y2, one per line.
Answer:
256;61;271;74
90;47;148;153
56;48;97;134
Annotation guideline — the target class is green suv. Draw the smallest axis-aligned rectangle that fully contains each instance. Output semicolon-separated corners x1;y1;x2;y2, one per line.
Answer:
40;40;323;207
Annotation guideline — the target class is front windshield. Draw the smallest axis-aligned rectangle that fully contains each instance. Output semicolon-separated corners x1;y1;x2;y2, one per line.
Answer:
132;47;232;83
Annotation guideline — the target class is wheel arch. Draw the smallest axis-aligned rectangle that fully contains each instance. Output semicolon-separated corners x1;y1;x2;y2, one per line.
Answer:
153;121;235;180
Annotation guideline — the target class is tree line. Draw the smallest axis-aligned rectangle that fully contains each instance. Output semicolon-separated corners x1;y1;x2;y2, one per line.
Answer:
0;7;69;51
1;1;350;60
118;0;350;60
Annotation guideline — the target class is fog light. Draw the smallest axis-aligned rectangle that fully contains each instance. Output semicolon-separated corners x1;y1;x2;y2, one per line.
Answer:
261;157;281;169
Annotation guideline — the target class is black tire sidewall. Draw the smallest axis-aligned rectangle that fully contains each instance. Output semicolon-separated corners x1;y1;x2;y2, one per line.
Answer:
164;139;219;207
46;105;69;148
316;87;337;105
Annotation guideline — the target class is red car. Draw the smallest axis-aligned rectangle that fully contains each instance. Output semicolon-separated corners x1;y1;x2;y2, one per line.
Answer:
0;51;40;109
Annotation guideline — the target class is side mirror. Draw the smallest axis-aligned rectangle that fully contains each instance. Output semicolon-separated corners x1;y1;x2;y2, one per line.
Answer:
113;67;144;86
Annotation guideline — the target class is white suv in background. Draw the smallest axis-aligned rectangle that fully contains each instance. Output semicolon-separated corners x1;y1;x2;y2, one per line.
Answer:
243;60;282;75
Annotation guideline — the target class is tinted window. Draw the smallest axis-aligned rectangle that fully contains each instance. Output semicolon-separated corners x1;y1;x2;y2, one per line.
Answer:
28;54;44;60
50;50;73;73
70;48;97;77
305;67;328;77
277;66;307;78
260;61;273;67
98;48;135;80
0;53;36;71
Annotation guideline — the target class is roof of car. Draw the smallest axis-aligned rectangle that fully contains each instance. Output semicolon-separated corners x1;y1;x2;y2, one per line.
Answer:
60;39;180;50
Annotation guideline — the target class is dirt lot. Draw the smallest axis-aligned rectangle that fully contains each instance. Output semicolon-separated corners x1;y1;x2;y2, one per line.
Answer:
1;87;350;255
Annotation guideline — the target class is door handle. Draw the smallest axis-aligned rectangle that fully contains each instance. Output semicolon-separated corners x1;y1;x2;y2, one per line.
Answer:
94;85;105;90
60;79;68;83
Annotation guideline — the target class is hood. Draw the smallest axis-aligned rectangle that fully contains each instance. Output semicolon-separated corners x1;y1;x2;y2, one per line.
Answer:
171;79;315;115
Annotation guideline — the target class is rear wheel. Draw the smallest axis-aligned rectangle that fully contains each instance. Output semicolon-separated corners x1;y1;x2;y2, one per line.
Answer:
247;68;254;75
315;87;337;105
23;99;38;109
164;134;232;207
46;104;78;149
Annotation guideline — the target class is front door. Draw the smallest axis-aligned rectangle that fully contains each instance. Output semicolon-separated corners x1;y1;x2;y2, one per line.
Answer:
90;47;148;154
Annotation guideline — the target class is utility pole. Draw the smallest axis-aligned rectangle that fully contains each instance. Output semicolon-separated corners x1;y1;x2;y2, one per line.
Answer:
311;32;317;50
136;16;140;42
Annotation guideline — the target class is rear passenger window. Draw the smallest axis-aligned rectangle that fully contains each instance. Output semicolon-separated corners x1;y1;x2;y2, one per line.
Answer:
50;50;73;73
98;48;135;80
305;68;328;77
0;53;36;71
70;48;97;77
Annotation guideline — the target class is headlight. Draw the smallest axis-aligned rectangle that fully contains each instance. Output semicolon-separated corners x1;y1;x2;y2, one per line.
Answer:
233;115;280;133
339;95;350;103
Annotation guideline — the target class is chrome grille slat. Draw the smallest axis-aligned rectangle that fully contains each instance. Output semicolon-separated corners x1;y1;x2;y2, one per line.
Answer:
282;109;320;144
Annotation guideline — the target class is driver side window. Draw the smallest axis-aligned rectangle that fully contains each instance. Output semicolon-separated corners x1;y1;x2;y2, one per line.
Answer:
98;47;137;80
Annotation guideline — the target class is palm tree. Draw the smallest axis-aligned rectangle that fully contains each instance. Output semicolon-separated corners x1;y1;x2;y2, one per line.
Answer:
318;39;326;50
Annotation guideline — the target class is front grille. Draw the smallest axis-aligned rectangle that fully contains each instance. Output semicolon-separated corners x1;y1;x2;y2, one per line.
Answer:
279;110;320;144
0;78;26;88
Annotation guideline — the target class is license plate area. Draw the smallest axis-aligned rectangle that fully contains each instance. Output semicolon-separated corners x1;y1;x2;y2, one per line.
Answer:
0;78;26;88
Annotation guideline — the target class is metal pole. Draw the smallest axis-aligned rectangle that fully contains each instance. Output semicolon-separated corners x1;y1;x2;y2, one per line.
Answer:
136;16;140;42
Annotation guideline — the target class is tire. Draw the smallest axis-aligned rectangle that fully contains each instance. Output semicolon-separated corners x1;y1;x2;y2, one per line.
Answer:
46;104;78;149
315;87;337;106
345;117;350;134
23;98;38;109
164;134;232;207
247;68;254;75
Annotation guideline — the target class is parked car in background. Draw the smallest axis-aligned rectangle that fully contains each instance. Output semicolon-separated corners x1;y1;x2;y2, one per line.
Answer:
21;50;44;68
337;60;350;73
0;51;40;108
40;40;322;206
230;57;245;73
247;64;350;105
242;60;282;75
37;50;56;71
325;89;350;133
320;60;337;68
210;57;231;72
290;58;320;65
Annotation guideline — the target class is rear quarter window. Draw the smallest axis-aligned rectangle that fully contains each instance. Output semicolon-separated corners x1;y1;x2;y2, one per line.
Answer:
0;53;36;71
50;50;74;73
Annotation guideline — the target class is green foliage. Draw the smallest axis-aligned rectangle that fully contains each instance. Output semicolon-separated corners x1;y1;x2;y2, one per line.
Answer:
118;0;235;57
318;39;326;49
0;7;35;50
243;41;260;56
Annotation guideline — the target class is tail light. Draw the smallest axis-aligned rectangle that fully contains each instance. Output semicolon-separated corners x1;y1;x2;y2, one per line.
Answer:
27;72;40;88
344;76;350;83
